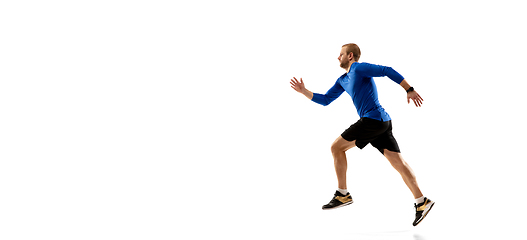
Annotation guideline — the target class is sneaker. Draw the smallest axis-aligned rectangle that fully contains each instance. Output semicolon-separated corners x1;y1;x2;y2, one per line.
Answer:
413;197;435;226
322;191;353;210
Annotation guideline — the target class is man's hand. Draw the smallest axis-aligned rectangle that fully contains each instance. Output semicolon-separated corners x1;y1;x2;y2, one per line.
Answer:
290;77;313;100
290;77;306;93
407;91;423;107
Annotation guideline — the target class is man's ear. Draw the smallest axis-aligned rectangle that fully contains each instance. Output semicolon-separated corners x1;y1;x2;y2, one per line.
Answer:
348;52;354;61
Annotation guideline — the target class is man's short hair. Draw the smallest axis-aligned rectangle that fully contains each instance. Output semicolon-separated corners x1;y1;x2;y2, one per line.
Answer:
342;43;361;61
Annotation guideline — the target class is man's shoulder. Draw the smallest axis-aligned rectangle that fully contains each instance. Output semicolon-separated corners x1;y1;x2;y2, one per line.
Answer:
352;62;384;76
352;62;376;70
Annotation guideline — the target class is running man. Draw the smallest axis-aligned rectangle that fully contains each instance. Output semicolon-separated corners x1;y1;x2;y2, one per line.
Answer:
290;43;434;226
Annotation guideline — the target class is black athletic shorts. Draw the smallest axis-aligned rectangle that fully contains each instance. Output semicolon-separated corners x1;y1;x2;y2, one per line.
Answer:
341;117;400;154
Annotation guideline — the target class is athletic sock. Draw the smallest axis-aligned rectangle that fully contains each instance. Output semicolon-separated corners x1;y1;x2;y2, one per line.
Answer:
415;196;425;205
338;188;348;195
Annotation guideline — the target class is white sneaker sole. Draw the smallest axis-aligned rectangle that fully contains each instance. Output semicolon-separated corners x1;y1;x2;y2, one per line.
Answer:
322;200;354;210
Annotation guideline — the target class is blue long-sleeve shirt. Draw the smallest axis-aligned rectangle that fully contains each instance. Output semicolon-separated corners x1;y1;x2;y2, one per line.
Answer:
312;62;404;121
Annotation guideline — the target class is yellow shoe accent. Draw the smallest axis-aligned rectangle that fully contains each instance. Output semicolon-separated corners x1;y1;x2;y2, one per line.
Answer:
417;199;430;211
335;195;352;203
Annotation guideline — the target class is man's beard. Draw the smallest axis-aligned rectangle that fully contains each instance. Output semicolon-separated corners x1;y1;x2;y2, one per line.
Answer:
340;60;350;69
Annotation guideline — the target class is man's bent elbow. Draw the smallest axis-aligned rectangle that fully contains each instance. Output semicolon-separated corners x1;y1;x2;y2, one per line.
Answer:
315;100;330;106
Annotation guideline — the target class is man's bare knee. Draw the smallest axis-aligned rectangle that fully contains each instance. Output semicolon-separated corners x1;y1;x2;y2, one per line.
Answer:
331;142;342;154
331;137;356;154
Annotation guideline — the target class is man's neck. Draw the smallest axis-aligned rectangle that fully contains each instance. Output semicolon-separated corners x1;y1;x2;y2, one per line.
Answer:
346;61;357;73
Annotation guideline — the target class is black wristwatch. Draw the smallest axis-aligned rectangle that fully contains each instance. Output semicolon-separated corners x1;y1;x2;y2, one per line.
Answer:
406;87;415;93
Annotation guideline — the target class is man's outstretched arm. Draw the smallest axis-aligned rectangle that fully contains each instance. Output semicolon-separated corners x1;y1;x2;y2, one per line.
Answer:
290;77;344;106
353;63;424;107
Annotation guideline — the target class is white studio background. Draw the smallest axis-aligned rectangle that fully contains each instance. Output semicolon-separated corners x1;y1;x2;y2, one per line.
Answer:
0;1;525;240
